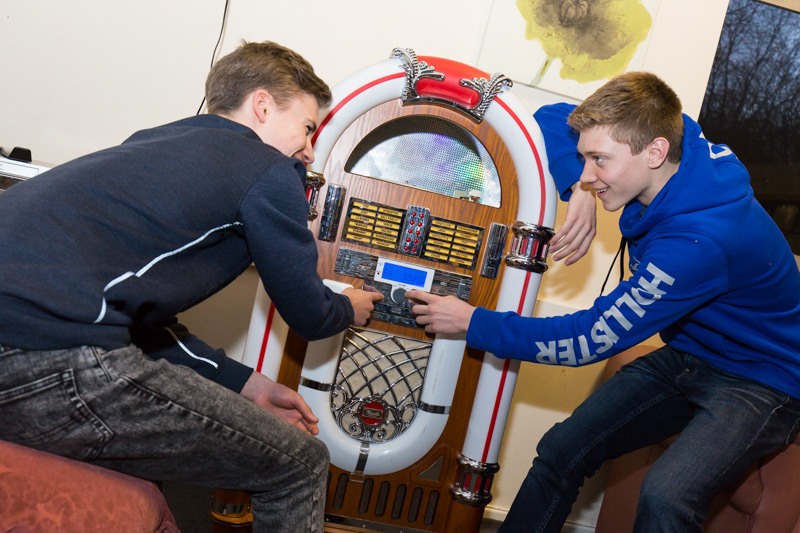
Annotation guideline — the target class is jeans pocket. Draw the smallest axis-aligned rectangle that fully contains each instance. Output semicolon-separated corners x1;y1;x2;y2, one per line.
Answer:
0;369;113;460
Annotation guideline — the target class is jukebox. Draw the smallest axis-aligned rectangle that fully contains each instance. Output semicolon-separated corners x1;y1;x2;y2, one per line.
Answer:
223;48;558;532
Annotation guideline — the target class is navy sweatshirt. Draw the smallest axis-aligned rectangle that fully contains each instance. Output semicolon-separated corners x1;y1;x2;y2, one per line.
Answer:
0;115;353;392
467;103;800;399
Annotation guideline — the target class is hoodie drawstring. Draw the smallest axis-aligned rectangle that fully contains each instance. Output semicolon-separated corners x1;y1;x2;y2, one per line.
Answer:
600;236;627;295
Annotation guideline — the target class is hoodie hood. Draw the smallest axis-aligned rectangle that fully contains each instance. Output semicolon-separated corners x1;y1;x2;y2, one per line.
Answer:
619;115;753;242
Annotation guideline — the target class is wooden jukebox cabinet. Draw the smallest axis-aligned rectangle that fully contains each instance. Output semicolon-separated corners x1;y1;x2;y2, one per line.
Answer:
237;48;557;532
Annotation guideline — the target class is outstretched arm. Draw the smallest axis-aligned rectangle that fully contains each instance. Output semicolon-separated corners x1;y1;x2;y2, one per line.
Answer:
406;290;476;335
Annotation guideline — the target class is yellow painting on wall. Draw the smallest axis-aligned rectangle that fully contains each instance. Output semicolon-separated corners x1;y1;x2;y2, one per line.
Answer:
478;0;662;101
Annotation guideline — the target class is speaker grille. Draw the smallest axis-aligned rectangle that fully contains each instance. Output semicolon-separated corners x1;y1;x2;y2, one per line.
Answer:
332;473;349;509
391;484;407;520
374;480;391;517
328;474;442;527
357;478;374;514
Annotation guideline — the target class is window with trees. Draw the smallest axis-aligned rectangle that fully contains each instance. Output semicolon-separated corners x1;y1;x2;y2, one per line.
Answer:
699;0;800;252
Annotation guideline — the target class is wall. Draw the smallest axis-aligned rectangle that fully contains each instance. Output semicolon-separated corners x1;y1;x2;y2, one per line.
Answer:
0;0;729;527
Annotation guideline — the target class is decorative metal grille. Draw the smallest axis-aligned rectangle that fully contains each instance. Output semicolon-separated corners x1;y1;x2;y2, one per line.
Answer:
331;327;432;443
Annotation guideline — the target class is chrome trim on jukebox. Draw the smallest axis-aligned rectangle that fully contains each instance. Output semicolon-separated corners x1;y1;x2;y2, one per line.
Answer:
299;377;333;392
504;221;555;274
354;441;370;476
418;401;450;415
392;47;444;102
391;47;513;122
305;170;325;221
460;74;515;123
450;453;500;507
397;204;431;258
319;184;346;242
480;222;509;279
331;328;431;443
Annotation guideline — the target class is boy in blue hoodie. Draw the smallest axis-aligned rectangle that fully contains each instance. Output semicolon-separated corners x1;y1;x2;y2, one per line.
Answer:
407;71;800;532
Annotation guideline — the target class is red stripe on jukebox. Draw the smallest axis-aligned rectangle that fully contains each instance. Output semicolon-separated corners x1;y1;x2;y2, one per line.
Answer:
471;94;549;466
241;280;287;380
255;302;276;374
312;72;404;147
458;89;554;472
482;272;530;462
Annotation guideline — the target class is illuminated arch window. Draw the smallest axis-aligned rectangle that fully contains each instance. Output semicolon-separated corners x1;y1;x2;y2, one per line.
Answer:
345;115;502;207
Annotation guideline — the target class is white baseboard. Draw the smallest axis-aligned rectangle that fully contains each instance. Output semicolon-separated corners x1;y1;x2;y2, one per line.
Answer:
483;506;595;533
482;505;508;522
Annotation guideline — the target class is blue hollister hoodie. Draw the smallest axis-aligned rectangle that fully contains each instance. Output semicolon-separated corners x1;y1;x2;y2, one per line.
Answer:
467;103;800;399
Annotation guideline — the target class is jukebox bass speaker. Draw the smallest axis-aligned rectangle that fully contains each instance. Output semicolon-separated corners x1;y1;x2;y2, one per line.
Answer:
225;48;557;532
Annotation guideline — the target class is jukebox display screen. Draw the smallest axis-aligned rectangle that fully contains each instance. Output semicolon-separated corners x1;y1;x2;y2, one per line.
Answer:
374;257;434;290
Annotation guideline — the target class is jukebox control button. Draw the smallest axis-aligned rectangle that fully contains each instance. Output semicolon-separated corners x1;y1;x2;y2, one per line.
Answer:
391;287;407;304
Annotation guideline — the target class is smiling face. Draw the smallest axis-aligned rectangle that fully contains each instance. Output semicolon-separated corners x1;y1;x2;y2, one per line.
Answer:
577;125;668;211
257;91;320;164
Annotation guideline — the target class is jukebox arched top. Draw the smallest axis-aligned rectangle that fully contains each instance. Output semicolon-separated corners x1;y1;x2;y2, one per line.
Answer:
345;114;503;207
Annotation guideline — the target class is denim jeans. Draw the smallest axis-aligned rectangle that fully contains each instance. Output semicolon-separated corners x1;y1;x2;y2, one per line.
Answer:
499;345;800;533
0;344;329;533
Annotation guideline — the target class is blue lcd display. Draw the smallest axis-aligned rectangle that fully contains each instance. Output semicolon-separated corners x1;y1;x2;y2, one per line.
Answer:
381;261;428;287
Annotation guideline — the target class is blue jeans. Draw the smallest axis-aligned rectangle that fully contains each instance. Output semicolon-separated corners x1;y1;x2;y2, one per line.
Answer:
499;346;800;533
0;344;329;533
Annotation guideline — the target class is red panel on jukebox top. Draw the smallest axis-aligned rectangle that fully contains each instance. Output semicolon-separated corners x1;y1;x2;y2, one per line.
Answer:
416;56;488;109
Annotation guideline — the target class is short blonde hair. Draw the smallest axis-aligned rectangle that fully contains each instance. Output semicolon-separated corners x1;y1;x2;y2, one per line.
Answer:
568;72;684;163
205;40;331;114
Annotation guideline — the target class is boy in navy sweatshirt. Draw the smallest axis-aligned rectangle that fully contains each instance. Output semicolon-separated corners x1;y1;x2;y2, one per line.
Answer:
0;41;382;532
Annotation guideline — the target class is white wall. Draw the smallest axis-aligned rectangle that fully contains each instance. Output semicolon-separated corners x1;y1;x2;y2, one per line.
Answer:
0;0;729;527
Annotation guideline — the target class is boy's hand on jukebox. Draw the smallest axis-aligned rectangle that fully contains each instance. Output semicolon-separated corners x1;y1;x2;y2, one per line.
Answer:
241;372;320;435
406;290;475;335
342;287;384;326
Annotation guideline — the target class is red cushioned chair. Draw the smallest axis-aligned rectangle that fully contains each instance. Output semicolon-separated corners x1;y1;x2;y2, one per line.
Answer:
0;439;179;532
595;347;800;533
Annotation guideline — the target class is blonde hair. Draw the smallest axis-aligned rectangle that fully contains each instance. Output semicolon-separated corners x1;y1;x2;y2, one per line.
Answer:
205;40;331;114
568;72;684;163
